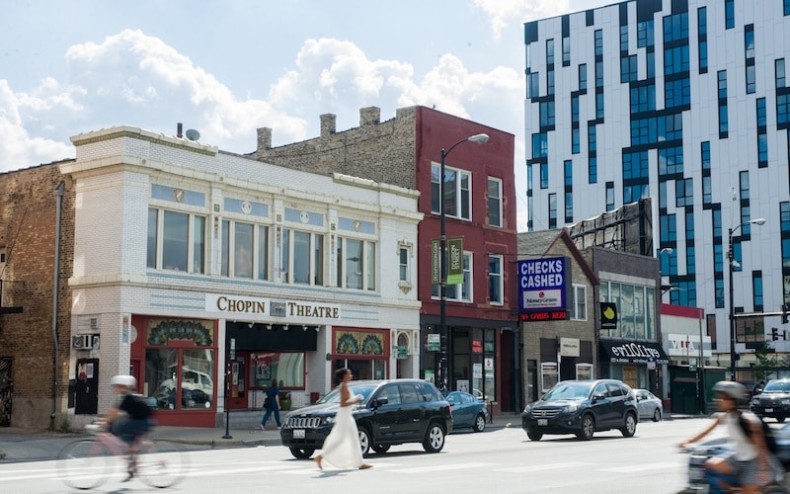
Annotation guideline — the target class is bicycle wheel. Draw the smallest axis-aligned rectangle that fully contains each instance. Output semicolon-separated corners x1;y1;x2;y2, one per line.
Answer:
136;439;188;488
57;439;113;490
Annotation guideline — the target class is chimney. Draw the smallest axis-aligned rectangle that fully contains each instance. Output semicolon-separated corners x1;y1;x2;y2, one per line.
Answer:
177;123;183;138
320;113;336;138
360;106;380;126
257;127;272;151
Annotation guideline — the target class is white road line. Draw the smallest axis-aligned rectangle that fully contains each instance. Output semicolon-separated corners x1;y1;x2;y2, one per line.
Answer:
600;461;682;473
496;461;593;473
394;462;495;474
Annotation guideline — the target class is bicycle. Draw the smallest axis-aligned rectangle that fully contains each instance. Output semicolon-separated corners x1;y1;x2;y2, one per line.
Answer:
57;423;188;490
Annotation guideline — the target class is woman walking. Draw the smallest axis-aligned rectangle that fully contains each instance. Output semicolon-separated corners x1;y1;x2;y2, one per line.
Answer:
260;380;282;430
313;368;372;470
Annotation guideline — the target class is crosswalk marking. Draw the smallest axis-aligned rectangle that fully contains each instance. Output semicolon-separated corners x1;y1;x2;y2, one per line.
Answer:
495;461;593;473
599;461;681;473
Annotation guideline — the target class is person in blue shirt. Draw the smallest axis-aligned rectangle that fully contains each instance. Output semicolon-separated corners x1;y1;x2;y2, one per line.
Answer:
260;379;282;430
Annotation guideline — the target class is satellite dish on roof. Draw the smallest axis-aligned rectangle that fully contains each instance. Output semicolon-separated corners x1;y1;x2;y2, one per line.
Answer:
185;129;201;141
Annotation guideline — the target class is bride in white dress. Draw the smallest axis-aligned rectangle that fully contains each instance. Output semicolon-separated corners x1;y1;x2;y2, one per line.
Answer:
314;368;372;470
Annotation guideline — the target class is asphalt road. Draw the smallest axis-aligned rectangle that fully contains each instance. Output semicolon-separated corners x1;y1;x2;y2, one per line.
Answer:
0;418;715;493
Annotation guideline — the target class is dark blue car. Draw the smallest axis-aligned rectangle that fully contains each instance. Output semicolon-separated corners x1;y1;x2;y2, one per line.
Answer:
446;391;489;433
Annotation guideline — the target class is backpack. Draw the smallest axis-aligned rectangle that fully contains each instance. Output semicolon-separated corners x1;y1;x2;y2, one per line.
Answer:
125;393;154;420
737;411;778;455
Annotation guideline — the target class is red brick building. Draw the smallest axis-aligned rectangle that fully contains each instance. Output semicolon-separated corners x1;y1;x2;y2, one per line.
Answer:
253;106;520;411
0;163;74;428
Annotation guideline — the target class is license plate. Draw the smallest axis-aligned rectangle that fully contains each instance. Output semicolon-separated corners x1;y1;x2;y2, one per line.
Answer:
538;419;548;426
293;429;305;439
766;408;774;413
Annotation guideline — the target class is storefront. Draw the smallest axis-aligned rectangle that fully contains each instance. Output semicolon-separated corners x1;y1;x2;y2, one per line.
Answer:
599;339;669;390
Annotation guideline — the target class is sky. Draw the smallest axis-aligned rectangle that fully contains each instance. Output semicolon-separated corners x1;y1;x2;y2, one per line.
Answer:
1;0;613;230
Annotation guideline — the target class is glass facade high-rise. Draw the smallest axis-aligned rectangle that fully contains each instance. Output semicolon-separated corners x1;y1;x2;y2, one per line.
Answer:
525;1;790;360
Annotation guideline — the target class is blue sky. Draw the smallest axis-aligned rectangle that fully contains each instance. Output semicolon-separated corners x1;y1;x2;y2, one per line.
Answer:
1;0;611;228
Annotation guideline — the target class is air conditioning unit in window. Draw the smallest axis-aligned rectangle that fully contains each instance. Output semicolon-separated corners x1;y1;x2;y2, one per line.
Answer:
71;335;94;350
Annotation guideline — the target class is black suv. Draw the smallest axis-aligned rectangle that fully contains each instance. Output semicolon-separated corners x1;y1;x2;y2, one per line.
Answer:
521;379;638;441
750;378;790;422
280;379;452;459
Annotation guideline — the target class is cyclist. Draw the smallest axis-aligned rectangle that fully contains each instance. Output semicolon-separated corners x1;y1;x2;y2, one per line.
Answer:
106;374;153;481
679;380;782;494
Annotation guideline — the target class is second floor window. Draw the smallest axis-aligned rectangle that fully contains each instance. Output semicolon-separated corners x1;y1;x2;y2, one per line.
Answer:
488;255;503;305
571;284;587;321
336;237;376;291
432;163;471;221
281;228;324;286
487;177;503;227
148;208;206;273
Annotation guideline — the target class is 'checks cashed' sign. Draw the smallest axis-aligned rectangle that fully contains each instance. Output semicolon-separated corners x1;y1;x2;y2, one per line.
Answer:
518;257;568;313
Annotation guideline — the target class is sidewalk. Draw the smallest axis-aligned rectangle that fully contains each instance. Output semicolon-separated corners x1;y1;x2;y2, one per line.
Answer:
0;411;702;463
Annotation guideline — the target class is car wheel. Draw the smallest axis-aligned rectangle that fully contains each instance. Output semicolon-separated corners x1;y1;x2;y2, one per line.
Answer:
777;416;786;424
620;412;637;438
372;444;390;454
472;413;487;433
289;447;315;459
358;427;372;457
652;408;662;422
527;430;543;441
576;414;595;441
422;422;446;453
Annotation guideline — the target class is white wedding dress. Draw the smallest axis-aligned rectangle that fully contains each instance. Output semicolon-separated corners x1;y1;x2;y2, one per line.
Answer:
316;395;364;469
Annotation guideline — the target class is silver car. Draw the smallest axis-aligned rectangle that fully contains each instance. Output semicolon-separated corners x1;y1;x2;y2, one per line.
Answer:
634;388;663;422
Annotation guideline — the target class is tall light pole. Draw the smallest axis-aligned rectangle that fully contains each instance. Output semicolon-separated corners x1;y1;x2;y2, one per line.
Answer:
438;132;489;392
728;218;766;381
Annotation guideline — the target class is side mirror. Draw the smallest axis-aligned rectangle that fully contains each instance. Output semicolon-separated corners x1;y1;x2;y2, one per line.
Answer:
592;393;607;402
372;397;389;408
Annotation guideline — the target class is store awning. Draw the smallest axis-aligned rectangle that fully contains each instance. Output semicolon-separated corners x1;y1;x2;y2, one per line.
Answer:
599;340;669;364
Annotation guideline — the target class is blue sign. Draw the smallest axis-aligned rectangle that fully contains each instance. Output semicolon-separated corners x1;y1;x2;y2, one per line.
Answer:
518;257;568;313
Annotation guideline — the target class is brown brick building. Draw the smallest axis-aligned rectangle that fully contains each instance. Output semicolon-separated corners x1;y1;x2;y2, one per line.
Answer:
0;163;74;428
252;106;521;411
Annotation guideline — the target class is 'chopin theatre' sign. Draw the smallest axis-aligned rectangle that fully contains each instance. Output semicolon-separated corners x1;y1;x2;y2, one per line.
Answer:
518;257;569;321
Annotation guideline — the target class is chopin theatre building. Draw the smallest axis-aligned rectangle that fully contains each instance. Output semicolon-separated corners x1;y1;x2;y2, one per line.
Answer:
62;127;422;427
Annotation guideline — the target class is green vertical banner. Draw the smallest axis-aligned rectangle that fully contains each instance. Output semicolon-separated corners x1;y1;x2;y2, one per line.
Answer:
447;237;464;285
431;240;440;284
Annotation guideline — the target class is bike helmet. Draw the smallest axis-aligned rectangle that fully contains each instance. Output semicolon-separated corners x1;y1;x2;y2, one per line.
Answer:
110;375;137;388
712;380;745;401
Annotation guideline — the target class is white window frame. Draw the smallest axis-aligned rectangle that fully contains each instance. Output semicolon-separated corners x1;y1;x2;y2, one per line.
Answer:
336;236;376;291
487;177;503;227
281;227;324;286
148;208;207;274
488;255;503;305
431;163;472;221
571;284;587;321
221;220;270;281
398;245;411;284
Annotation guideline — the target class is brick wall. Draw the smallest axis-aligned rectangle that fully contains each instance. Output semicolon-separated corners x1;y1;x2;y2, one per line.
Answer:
0;163;74;428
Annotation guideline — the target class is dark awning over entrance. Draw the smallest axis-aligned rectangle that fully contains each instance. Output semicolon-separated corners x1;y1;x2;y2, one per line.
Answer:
599;339;669;364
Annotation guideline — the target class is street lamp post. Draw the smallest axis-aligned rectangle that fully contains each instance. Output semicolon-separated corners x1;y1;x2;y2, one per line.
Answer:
728;218;766;381
438;132;489;392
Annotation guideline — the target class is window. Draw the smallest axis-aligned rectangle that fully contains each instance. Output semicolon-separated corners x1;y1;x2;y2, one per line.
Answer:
703;176;713;204
701;141;711;170
699;40;708;72
576;363;593;381
757;98;767;127
336;237;375;291
532;133;548;159
665;78;690;108
562;37;570;66
745;26;755;59
564;160;573;186
676;178;693;207
777;59;786;88
599;282;656;340
596;92;604;119
620;25;628;52
488;255;503;305
588;124;597;153
578;64;587;90
280;228;323;286
631;85;656;113
547;69;555;95
785;0;790;16
594;30;603;56
431;163;472;220
540;101;555;127
589;157;598;184
758;133;768;166
548;193;557;229
540;163;549;189
487;177;503;227
571;284;587;321
546;39;554;65
399;246;410;283
753;271;764;311
595;61;604;88
623;151;649;180
718;71;728;99
660;214;677;242
528;72;540;98
725;0;734;29
663;12;689;42
572;128;580;154
565;192;573;222
779;94;790;126
432;252;473;302
148;208;206;273
746;66;756;94
698;7;707;36
621;55;638;83
571;95;579;123
664;46;690;75
220;220;258;279
637;20;654;48
659;146;684;175
606;182;615;211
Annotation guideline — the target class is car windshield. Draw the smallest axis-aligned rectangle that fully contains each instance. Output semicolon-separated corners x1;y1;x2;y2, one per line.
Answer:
763;381;790;392
542;382;593;401
317;383;378;404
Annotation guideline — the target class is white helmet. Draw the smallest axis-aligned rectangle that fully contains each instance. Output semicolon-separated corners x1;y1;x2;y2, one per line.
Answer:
110;375;137;388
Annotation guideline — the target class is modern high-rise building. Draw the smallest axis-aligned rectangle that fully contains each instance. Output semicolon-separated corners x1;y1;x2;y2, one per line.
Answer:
525;0;790;375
